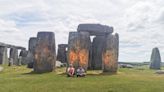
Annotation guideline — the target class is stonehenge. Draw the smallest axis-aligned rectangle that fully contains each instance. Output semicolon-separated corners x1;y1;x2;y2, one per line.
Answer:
0;23;119;73
68;24;119;72
150;47;161;70
34;32;56;73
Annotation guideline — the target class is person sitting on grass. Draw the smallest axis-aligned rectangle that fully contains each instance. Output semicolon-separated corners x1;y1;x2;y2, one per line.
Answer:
67;64;75;77
76;66;86;77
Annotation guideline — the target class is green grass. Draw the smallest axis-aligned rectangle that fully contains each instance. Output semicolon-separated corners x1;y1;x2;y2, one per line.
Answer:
0;65;164;92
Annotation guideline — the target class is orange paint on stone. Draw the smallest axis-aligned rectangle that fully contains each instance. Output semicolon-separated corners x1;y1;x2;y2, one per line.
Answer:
103;50;115;66
69;51;78;64
79;49;88;66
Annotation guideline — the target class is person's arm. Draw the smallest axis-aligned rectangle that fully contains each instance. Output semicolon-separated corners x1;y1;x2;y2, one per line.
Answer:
72;68;75;74
82;69;85;73
67;68;70;73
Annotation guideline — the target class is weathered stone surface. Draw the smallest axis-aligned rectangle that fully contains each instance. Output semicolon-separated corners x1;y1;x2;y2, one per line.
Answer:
115;33;119;65
87;43;92;70
34;32;56;73
91;36;106;70
10;48;18;65
68;32;91;70
26;37;37;67
0;46;8;65
26;52;34;68
19;50;28;65
29;37;37;54
150;47;161;70
77;24;113;36
102;33;119;72
57;44;68;63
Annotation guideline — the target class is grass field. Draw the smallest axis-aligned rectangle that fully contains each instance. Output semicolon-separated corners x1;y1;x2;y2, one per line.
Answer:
0;65;164;92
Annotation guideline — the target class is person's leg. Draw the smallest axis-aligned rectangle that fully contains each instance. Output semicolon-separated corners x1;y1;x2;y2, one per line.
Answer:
67;74;70;77
80;73;85;77
67;73;73;77
76;73;80;77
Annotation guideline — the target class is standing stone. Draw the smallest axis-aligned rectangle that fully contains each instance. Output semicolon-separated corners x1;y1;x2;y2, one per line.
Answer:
27;37;37;68
57;44;68;63
115;33;119;64
10;48;18;65
29;37;37;53
0;46;8;65
34;32;56;73
87;43;92;70
91;36;106;70
68;32;91;70
102;33;119;72
150;47;161;70
26;52;34;68
19;50;28;65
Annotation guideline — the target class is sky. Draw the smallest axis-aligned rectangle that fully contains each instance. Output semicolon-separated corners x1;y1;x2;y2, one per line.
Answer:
0;0;164;62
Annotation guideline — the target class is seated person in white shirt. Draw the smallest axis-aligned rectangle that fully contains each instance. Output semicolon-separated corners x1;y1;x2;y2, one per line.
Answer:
76;66;86;77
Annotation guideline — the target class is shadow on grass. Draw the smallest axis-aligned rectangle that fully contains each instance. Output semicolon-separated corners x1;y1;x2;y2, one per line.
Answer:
87;72;117;76
58;72;117;77
22;71;54;75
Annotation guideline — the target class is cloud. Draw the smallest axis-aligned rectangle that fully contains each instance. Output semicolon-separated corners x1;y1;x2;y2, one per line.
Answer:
0;0;164;62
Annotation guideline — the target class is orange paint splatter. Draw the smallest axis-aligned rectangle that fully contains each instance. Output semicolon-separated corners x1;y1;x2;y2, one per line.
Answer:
79;49;88;66
69;49;88;68
103;50;112;65
69;51;78;64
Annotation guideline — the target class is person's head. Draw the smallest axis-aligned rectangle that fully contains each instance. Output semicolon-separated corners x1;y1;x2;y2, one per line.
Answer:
78;66;83;69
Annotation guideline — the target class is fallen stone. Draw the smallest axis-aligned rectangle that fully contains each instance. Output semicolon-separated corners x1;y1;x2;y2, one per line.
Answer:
155;70;164;74
56;61;64;67
119;64;134;68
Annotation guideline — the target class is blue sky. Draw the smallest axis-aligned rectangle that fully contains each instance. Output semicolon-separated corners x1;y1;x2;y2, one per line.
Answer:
0;0;164;62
